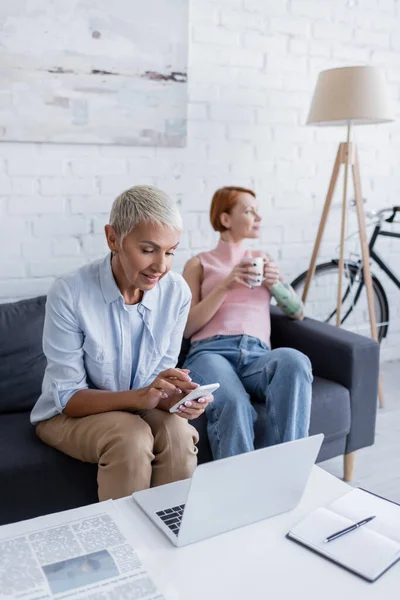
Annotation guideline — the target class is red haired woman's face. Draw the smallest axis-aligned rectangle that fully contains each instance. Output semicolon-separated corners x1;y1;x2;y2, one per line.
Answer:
221;192;261;239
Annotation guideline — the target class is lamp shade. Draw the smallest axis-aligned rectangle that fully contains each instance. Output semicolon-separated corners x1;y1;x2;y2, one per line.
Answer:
307;66;394;126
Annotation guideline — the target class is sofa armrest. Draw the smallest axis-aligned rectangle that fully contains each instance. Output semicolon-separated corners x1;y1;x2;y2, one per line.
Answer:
270;306;379;454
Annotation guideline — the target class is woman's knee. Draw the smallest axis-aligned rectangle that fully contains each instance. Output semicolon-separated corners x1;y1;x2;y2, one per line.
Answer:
185;352;231;384
271;348;312;380
157;413;199;449
103;412;154;458
206;391;255;432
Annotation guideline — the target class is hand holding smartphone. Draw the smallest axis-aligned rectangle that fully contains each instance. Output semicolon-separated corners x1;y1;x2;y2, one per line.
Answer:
169;383;220;413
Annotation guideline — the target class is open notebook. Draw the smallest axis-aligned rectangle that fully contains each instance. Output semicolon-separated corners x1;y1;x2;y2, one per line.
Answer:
288;488;400;582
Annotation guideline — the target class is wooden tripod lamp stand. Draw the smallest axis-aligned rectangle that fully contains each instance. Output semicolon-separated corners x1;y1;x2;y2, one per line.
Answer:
303;66;394;481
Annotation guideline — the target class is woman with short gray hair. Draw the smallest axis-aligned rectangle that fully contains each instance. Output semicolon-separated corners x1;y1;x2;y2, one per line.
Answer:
31;186;213;500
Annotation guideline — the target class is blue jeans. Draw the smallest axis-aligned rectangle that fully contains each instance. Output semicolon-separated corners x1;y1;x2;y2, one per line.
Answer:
183;335;313;460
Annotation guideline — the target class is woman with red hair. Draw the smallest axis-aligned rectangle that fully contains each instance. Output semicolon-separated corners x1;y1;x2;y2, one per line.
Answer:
182;186;312;460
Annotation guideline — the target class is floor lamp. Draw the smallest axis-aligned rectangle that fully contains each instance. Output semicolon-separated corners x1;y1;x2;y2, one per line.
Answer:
302;66;394;481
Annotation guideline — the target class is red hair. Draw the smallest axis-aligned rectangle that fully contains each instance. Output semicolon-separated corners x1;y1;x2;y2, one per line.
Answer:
210;186;256;232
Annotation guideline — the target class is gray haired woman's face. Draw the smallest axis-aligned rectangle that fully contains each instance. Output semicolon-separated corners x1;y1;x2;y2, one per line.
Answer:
106;221;180;292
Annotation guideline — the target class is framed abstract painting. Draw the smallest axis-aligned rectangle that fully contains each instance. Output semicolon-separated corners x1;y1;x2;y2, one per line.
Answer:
0;0;188;146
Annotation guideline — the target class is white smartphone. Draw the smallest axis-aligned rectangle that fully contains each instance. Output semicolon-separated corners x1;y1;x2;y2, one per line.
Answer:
169;383;220;413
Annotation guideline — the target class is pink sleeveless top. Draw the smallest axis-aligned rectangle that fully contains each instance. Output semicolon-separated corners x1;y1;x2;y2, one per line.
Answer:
191;239;272;346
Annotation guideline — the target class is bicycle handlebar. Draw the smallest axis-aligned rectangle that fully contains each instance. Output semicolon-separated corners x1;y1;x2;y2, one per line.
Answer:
352;203;399;223
385;206;400;223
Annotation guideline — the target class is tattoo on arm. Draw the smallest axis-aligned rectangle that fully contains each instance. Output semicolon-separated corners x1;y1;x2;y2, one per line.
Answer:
272;282;304;320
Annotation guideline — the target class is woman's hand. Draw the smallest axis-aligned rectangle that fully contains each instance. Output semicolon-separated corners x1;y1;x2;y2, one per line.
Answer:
141;368;198;410
220;260;259;291
142;367;214;420
173;394;214;420
262;256;280;289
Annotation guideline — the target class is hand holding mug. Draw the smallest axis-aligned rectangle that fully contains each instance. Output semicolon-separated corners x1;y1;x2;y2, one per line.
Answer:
220;260;259;290
247;257;265;287
263;256;280;289
239;256;266;288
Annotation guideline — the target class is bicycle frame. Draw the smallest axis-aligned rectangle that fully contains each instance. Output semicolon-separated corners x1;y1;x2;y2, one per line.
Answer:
324;216;399;335
369;223;400;289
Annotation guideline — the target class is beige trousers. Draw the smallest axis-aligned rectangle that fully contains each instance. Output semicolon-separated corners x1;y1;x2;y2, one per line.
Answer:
36;409;199;501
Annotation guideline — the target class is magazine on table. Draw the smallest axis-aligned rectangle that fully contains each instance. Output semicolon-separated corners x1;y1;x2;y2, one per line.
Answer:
0;500;170;600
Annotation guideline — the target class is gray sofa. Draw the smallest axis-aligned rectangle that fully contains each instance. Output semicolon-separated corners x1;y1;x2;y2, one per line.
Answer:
0;296;379;525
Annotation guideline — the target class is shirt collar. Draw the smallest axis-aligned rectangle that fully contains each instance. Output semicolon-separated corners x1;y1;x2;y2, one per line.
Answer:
141;285;157;311
100;254;121;304
99;253;158;311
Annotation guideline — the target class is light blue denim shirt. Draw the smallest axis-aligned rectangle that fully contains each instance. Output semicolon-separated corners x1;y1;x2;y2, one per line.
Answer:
31;254;191;424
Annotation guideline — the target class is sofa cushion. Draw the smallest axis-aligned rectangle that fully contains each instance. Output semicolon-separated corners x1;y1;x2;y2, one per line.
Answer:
309;376;351;441
0;412;98;525
0;296;46;414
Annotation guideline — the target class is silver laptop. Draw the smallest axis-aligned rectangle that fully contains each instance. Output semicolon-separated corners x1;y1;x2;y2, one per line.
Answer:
133;434;323;547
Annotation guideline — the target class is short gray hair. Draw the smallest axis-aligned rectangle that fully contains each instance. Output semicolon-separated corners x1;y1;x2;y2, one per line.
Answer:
109;185;182;241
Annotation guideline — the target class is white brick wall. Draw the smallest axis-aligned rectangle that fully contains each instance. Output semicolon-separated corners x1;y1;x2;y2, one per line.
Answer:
1;0;400;361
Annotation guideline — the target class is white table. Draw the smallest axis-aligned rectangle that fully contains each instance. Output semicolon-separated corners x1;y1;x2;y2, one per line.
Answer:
116;466;399;600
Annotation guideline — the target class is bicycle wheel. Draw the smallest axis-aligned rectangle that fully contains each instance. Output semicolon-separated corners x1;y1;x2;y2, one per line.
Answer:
291;261;389;342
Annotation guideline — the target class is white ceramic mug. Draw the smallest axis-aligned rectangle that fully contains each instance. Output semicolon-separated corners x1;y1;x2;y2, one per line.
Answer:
242;256;264;287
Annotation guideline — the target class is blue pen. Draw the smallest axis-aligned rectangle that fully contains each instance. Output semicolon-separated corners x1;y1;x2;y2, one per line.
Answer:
324;515;376;543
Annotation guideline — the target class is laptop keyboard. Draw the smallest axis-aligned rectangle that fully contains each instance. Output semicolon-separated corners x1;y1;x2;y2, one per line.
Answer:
155;504;185;536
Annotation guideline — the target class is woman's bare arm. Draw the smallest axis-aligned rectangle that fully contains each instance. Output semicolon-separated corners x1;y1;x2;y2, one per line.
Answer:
63;367;198;417
182;256;228;339
263;255;304;321
275;282;304;321
63;388;147;417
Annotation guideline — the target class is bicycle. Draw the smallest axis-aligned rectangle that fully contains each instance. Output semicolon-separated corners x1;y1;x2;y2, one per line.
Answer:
291;205;400;342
